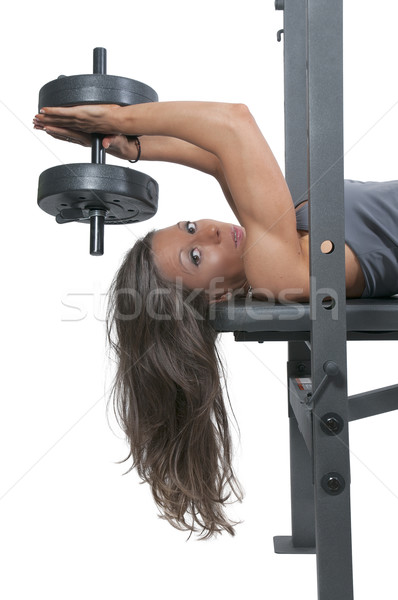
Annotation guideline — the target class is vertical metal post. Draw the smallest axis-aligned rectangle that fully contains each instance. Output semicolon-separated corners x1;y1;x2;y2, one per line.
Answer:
90;47;107;255
280;0;308;208
288;342;315;550
274;343;316;555
274;1;354;598
274;0;316;555
307;0;353;598
93;46;107;75
92;47;107;165
89;209;106;256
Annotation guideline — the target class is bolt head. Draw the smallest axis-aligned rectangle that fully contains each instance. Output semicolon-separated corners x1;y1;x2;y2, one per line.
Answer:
327;477;341;491
326;417;339;432
321;413;344;436
321;472;346;495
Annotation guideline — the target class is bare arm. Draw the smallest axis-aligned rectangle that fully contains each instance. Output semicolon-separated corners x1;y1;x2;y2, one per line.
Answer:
138;136;241;222
35;101;289;230
35;101;308;296
34;119;242;222
114;101;306;294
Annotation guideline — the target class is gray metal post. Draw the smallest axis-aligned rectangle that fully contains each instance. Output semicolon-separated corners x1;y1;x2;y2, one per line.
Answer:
274;342;316;554
274;0;317;555
307;1;353;598
274;1;354;598
280;0;308;209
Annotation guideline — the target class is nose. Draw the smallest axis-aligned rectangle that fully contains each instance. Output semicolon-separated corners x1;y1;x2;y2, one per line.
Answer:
197;224;220;245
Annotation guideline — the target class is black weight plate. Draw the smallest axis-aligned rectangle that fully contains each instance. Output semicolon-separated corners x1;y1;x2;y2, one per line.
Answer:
38;164;158;224
39;74;158;110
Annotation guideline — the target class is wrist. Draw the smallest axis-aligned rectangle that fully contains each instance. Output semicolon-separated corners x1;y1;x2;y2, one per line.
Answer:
128;137;141;163
114;103;145;135
110;104;126;134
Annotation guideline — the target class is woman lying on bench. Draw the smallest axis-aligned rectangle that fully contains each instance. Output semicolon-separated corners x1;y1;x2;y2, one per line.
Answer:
34;101;398;537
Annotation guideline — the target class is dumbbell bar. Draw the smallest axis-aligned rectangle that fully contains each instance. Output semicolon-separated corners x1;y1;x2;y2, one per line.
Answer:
37;48;159;255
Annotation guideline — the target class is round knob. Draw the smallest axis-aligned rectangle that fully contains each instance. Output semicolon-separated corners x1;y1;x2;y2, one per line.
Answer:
323;361;339;377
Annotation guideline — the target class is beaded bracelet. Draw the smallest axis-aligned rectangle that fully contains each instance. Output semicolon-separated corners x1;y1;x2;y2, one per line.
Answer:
128;137;141;163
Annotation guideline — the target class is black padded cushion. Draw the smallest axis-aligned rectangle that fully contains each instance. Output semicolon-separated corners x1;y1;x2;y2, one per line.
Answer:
210;297;398;334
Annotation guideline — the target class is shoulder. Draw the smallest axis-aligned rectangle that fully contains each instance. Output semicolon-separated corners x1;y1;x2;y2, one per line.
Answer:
243;230;310;302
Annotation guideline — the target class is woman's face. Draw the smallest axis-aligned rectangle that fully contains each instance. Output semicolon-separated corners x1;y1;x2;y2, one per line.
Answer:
151;219;247;298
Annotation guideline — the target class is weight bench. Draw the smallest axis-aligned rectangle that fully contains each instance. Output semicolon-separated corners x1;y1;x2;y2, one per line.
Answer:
209;1;398;598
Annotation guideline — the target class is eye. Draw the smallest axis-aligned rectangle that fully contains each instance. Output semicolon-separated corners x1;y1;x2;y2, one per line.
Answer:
190;247;201;266
186;221;197;234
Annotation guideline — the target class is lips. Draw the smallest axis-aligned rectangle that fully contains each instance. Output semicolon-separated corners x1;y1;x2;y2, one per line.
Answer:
231;225;244;248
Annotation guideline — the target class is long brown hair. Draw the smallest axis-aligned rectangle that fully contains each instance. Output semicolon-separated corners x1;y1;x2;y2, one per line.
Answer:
106;230;243;539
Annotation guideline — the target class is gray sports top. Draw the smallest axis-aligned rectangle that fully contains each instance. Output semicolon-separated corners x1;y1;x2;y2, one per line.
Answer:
295;179;398;298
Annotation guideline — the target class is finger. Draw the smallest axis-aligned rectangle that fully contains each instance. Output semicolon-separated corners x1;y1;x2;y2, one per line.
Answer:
34;113;71;128
37;106;76;117
47;131;79;144
33;120;45;130
102;135;112;149
36;103;119;121
44;126;91;146
36;104;116;118
102;135;122;149
45;125;88;140
34;106;83;129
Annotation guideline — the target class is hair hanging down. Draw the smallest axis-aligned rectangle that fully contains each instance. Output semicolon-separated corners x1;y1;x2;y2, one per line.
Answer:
106;230;243;539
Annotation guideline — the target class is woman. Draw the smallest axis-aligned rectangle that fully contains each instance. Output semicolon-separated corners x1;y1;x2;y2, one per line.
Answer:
33;102;398;537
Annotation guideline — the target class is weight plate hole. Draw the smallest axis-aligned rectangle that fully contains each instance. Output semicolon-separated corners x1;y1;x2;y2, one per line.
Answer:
60;203;68;207
78;196;86;200
113;199;121;203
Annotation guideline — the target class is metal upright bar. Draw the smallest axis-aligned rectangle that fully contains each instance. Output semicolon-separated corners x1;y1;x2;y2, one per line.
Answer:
273;0;354;598
307;0;354;598
274;341;316;554
273;0;316;556
92;47;107;166
279;0;308;209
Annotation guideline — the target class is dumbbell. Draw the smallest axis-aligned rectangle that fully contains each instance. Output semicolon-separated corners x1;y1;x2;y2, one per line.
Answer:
37;47;159;255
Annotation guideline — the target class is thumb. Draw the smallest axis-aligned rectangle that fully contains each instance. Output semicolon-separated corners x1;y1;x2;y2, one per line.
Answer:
102;135;119;149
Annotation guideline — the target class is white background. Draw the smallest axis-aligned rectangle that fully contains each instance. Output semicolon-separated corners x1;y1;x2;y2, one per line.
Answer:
1;1;398;598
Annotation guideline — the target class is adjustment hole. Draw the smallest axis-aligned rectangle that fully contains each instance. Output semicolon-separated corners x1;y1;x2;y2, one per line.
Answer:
78;196;86;200
60;203;68;207
321;240;334;254
113;199;121;203
322;296;336;310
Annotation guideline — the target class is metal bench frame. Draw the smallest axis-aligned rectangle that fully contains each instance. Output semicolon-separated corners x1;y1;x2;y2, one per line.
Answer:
212;1;398;597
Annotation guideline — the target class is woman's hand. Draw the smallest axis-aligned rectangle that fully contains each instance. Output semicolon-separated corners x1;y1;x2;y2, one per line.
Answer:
33;104;122;134
33;118;140;162
33;121;92;147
